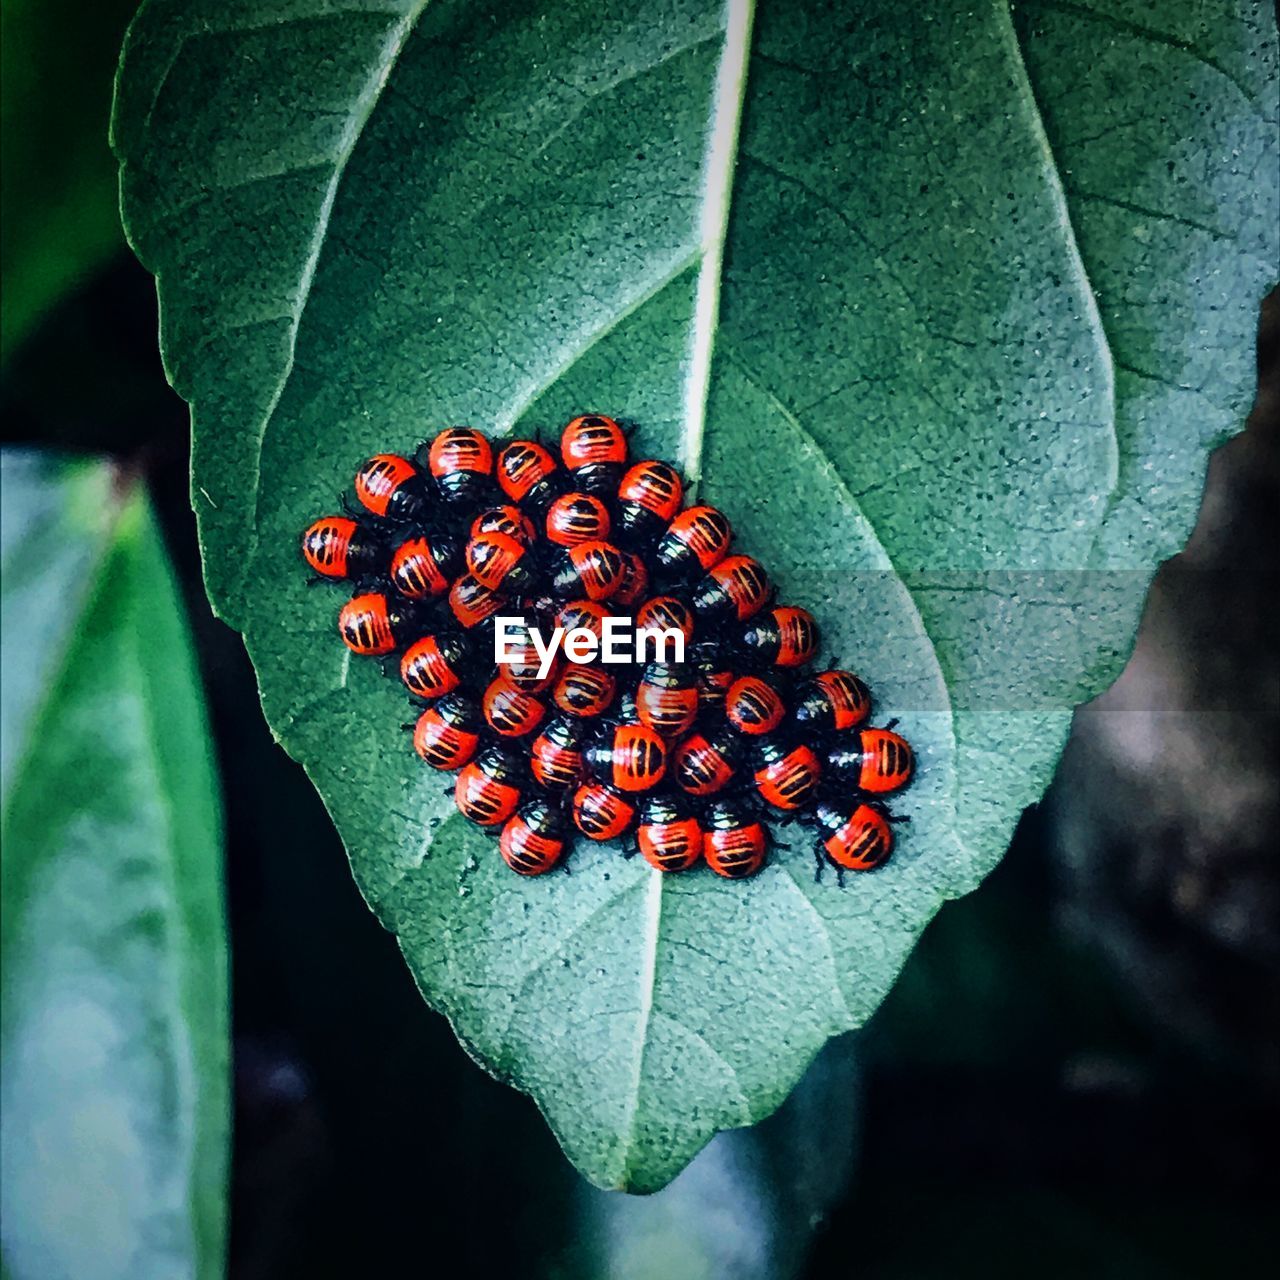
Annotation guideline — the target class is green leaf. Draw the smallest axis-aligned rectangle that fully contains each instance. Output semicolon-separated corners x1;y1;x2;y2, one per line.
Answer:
0;453;228;1279
0;0;142;359
112;0;1278;1189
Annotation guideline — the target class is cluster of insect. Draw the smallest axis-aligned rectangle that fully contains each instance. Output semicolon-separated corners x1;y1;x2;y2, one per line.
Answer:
301;415;914;881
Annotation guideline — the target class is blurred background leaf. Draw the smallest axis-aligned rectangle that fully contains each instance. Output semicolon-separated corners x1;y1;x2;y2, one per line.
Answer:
0;0;143;360
0;452;228;1280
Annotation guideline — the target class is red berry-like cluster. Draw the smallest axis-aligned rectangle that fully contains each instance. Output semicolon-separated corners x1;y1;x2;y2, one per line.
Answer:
301;415;914;880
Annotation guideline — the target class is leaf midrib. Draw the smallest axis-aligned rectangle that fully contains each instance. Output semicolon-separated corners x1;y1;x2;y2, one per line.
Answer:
680;0;757;492
613;0;755;1179
121;508;202;1209
0;478;129;837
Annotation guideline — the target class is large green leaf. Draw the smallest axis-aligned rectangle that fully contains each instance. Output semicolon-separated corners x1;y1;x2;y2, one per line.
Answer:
111;0;1278;1189
0;453;227;1278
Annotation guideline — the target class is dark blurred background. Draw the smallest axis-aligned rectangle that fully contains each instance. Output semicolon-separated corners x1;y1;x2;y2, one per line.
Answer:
3;1;1277;1274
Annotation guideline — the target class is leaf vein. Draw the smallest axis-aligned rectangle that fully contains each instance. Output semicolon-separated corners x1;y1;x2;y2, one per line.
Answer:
130;3;417;138
500;250;701;430
719;343;961;824
1064;185;1236;244
775;866;855;1026
1032;0;1260;108
157;159;339;224
244;0;433;582
1000;0;1120;529
653;1011;751;1115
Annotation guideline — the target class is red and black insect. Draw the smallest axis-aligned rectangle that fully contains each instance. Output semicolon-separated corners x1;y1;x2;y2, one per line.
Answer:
482;676;547;738
752;738;822;811
702;800;768;879
549;540;626;601
825;726;914;794
497;617;560;693
389;533;458;600
552;665;616;718
692;642;735;712
500;800;569;875
635;794;702;872
654;505;732;578
496;439;560;511
691;554;773;624
572;781;636;841
612;552;650;608
354;453;431;521
813;800;894;876
555;599;609;642
636;596;696;647
338;592;419;656
400;632;470;700
736;606;819;668
466;530;536;593
471;505;536;546
302;516;385;580
411;692;481;770
545;492;611;548
561;414;628;494
792;669;871;734
455;745;524;827
584;722;667;793
306;411;920;879
530;716;588;790
448;574;507;630
616;460;684;545
635;662;700;738
724;675;786;736
423;427;494;505
672;726;740;796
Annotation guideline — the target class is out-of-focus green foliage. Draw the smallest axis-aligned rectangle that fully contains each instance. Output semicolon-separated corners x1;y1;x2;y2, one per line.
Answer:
0;0;141;359
0;452;228;1280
